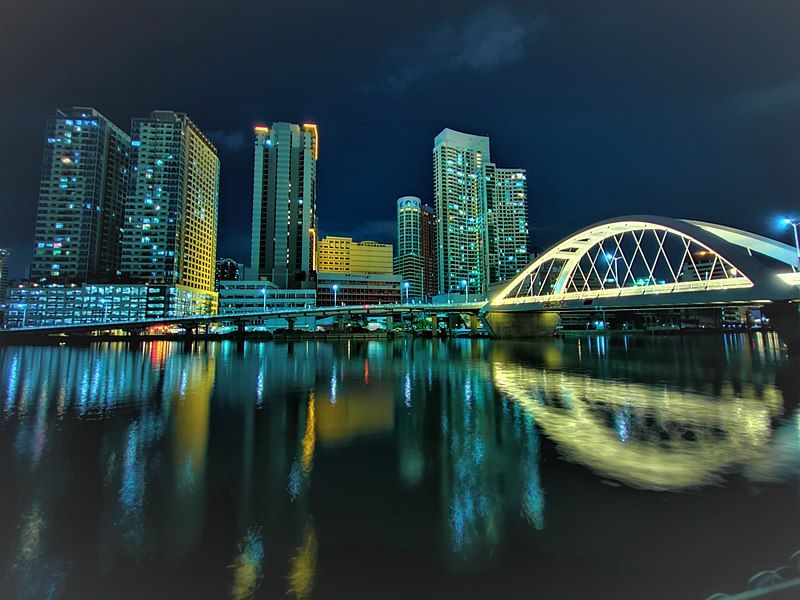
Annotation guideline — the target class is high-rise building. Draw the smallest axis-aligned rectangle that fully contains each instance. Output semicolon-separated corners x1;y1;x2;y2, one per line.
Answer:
485;164;529;283
215;257;243;289
394;197;437;300
0;248;10;299
249;122;318;288
433;128;490;295
120;111;219;299
317;236;392;275
30;107;130;282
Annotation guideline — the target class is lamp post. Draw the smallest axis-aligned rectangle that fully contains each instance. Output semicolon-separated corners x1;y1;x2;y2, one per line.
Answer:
261;287;267;312
18;303;27;328
605;253;622;286
461;279;468;302
784;218;800;266
403;281;410;304
332;284;338;307
100;298;109;322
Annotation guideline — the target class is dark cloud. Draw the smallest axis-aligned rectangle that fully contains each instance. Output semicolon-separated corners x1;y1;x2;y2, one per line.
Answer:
208;130;249;153
373;5;547;91
734;80;800;114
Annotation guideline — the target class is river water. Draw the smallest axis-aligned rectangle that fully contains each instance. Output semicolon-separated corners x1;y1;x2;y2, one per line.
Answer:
0;334;797;599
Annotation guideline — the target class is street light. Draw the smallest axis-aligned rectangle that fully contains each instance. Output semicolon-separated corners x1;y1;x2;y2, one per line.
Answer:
403;281;410;304
605;253;622;286
461;278;468;302
332;284;338;307
100;298;109;321
261;287;267;312
783;218;800;266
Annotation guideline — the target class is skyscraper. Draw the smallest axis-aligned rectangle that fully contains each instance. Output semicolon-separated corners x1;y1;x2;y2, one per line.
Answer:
120;110;219;295
0;248;10;299
249;122;318;288
394;196;437;300
485;164;529;283
433;128;490;296
30;107;130;282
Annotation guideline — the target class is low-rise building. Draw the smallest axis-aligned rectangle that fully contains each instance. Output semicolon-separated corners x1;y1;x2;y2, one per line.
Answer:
4;283;217;328
217;280;316;330
317;236;393;275
316;272;401;306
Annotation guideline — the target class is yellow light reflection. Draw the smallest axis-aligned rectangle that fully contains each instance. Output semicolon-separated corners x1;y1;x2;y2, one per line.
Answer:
287;523;317;599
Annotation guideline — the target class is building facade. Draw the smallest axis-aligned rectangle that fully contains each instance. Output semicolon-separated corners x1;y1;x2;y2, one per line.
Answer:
215;258;243;290
30;107;130;282
485;164;529;284
317;236;393;275
120;111;219;298
394;196;437;300
217;280;316;330
0;248;9;300
249;123;318;288
433;128;491;296
316;273;401;306
4;282;216;328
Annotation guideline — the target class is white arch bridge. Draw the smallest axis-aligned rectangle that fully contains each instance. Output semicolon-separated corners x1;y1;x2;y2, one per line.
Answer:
481;216;800;349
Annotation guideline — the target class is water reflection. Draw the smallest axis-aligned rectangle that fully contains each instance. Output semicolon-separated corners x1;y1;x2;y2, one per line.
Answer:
0;334;796;598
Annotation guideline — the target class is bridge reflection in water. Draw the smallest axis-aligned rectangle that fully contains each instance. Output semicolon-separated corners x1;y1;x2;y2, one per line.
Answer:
0;335;797;598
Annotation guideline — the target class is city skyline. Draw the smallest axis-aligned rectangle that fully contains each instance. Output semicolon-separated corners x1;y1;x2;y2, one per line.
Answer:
1;1;798;278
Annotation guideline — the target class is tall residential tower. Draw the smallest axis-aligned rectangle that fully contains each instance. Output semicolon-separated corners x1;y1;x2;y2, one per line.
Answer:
120;111;219;295
30;107;130;282
249;122;318;288
433;128;490;296
394;196;437;300
485;164;529;283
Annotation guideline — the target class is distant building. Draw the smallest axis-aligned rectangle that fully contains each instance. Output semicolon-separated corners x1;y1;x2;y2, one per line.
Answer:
433;128;491;295
215;258;243;290
4;282;217;328
393;197;437;300
317;236;393;275
217;280;316;330
316;272;401;306
485;164;529;283
0;248;9;300
120;110;219;304
249;122;318;288
30;107;130;282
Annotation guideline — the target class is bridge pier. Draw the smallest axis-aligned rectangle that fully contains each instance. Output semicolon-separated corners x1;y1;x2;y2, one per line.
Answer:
764;301;800;354
483;310;560;339
286;317;296;332
469;314;479;335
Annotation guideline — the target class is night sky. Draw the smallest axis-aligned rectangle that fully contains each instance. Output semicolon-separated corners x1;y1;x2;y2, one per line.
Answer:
1;0;798;278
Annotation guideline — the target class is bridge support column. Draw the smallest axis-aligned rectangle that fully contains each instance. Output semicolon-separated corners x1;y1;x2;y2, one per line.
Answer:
286;317;296;332
483;310;560;339
469;314;479;335
334;316;345;332
764;301;800;354
386;316;393;332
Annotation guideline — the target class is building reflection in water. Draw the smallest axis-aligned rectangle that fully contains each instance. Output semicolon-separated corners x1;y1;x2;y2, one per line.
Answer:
0;334;795;596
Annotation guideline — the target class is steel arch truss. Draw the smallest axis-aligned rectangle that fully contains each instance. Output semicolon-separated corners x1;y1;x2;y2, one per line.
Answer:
495;221;753;305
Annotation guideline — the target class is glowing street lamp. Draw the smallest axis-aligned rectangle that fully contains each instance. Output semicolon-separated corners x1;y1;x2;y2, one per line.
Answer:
783;218;800;266
402;281;410;304
332;284;338;306
461;278;468;302
261;287;267;312
99;298;109;321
